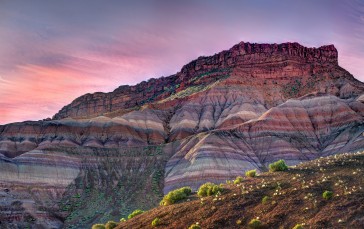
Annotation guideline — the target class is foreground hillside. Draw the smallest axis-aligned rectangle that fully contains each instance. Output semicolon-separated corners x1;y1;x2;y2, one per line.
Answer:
117;152;364;229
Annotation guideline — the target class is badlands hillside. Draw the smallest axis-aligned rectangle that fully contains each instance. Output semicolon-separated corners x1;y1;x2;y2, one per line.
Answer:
117;152;364;229
0;41;363;228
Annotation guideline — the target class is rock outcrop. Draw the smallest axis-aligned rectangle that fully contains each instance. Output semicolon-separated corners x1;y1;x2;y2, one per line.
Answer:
53;42;360;120
0;41;363;228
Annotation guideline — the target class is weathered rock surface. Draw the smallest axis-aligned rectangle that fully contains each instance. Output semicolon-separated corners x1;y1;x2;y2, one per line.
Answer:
164;95;364;192
0;42;364;228
53;42;362;120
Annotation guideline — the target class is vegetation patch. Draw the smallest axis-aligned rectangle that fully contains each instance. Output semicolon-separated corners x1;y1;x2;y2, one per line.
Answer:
91;224;105;229
188;223;201;229
197;182;223;197
246;169;257;177
128;209;144;219
269;159;288;172
322;190;333;200
105;221;118;229
282;79;302;97
160;187;192;206
292;224;304;229
151;217;161;227
234;176;244;184
248;218;262;228
261;196;270;204
56;145;170;228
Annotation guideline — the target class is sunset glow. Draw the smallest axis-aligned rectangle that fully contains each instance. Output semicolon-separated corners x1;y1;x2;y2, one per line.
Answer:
0;0;363;124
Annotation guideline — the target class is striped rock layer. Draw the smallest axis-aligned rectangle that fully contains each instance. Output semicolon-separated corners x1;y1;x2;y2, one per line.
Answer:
0;42;364;227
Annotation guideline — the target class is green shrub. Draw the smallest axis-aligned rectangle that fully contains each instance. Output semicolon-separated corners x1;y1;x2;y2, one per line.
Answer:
151;217;161;227
180;186;192;195
128;209;144;219
188;224;201;229
120;218;126;222
197;182;223;197
269;159;288;172
160;186;192;206
262;196;270;204
322;190;333;200
105;221;118;229
92;224;105;229
245;169;257;177
234;176;244;184
292;224;304;229
248;219;262;228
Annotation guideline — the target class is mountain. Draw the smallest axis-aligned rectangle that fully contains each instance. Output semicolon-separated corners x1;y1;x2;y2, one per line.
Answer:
0;42;363;228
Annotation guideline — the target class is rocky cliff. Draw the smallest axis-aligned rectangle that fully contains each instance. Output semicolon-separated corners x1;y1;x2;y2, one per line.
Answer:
0;42;363;228
52;42;352;120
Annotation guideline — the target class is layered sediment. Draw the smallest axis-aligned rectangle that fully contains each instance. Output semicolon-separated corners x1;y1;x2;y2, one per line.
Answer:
1;41;363;228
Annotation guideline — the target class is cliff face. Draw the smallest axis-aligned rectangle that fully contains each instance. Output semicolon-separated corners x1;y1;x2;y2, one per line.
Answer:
52;42;348;120
0;42;364;228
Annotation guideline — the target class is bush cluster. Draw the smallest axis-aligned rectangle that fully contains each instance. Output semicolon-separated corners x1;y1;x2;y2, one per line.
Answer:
91;220;119;229
197;182;223;197
105;221;118;229
322;190;333;200
245;169;257;177
234;176;244;184
292;224;304;229
269;159;288;172
128;209;144;219
262;196;270;204
160;186;192;206
151;217;161;227
92;224;105;229
188;224;201;229
248;219;262;228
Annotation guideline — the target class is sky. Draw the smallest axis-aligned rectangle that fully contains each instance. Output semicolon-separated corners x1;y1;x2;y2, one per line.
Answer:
0;0;363;124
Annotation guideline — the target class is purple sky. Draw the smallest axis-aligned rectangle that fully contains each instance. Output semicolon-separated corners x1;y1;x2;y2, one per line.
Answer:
0;0;363;124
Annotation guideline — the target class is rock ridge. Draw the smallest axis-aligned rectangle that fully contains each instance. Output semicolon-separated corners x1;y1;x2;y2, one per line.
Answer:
180;42;338;77
53;42;341;120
